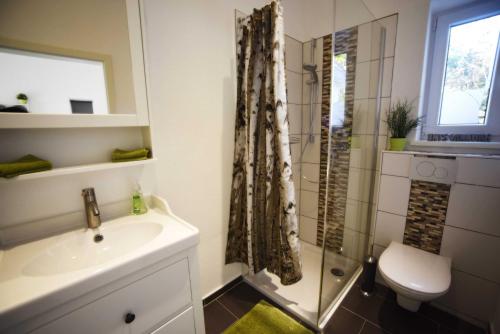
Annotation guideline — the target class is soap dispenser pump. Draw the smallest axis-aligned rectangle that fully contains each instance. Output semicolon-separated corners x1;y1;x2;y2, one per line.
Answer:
132;183;148;215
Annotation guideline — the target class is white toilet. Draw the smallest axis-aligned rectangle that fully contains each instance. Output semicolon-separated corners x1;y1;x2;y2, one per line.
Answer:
378;241;451;312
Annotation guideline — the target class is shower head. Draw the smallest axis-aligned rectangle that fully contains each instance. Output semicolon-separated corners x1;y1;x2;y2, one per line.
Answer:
303;63;318;83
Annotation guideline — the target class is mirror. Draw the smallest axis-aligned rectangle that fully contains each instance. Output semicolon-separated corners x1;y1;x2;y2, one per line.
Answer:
0;0;146;121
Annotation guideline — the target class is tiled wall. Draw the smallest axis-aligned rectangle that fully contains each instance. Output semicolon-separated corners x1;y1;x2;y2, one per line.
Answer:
286;15;398;264
330;15;397;261
316;28;358;253
285;34;303;220
297;36;323;246
373;151;500;325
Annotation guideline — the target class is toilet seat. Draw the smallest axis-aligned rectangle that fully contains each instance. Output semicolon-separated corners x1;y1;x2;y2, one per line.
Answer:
378;241;451;296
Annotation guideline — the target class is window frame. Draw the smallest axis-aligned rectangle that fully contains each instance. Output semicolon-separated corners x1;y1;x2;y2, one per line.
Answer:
424;1;500;137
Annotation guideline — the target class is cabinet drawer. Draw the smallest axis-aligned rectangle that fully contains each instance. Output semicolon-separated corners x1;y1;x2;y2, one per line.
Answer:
151;307;195;334
32;259;192;334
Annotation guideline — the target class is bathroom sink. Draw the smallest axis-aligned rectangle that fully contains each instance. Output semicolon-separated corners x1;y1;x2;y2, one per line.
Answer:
0;195;200;332
23;222;163;276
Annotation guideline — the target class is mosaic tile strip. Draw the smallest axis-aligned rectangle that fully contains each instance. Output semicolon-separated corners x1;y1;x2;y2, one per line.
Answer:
316;27;358;252
404;180;451;254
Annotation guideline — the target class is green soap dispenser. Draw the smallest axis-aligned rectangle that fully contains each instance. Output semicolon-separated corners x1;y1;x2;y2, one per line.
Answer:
132;183;148;215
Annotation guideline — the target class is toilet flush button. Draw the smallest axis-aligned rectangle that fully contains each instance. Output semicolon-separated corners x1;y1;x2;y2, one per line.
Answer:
435;167;448;179
410;156;457;185
416;161;435;177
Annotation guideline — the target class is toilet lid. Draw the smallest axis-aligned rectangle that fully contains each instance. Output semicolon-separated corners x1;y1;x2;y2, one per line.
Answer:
378;241;452;294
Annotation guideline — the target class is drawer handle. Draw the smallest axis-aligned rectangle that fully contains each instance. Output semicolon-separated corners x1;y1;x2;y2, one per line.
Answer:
125;312;136;324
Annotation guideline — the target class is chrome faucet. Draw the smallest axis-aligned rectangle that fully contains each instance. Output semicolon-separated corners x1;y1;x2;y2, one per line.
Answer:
82;188;101;229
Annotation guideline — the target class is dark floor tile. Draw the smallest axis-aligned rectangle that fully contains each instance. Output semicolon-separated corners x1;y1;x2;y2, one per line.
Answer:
216;282;317;332
342;288;439;334
203;276;243;306
217;282;273;318
360;322;389;334
419;304;486;334
323;307;365;334
373;283;396;302
203;300;237;334
354;279;396;302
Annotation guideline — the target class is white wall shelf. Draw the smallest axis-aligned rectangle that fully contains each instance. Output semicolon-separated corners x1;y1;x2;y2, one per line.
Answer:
0;158;156;183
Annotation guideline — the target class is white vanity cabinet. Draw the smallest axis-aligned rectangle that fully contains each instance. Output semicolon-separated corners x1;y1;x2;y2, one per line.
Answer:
0;196;205;334
32;259;196;334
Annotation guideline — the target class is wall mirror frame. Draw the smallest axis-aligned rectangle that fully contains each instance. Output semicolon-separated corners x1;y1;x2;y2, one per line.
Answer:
0;0;149;129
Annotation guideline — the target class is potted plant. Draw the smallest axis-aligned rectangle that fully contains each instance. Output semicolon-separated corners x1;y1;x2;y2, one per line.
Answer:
386;99;421;151
16;93;28;105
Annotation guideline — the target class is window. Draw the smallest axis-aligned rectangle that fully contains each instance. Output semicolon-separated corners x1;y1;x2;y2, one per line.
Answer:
331;53;347;127
424;2;500;141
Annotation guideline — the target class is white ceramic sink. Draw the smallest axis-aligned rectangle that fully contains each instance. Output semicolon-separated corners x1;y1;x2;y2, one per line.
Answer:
0;195;199;330
23;222;163;276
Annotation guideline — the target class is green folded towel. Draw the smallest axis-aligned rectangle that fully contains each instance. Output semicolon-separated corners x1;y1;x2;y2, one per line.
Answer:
0;154;52;178
111;148;150;162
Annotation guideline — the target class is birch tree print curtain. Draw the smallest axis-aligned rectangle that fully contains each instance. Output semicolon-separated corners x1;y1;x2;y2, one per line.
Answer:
225;1;302;285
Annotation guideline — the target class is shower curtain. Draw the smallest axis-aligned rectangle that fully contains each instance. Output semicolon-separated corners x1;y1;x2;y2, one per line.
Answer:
225;1;302;285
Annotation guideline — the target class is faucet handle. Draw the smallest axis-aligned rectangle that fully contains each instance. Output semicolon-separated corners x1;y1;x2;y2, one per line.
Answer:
82;188;95;198
82;187;96;200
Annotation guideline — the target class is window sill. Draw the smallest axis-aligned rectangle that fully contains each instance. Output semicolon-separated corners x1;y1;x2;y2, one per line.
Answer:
410;140;500;149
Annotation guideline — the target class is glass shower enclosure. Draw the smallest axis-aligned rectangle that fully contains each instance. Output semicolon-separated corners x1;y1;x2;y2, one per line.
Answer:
242;1;395;330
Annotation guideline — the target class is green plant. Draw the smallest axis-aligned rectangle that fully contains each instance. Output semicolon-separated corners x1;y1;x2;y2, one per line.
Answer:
16;93;28;101
386;100;422;138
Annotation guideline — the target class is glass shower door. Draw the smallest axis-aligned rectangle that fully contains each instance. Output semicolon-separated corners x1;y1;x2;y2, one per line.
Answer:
317;17;387;326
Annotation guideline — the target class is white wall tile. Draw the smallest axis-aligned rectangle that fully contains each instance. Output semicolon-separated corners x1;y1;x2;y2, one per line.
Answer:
372;170;382;206
299;215;317;245
372;241;385;257
379;97;391;136
342;228;368;262
288;103;302;135
435;269;500;323
300;190;318;219
354;61;370;99
285;35;302;73
352;99;378;136
300;163;320;192
447;183;500;237
382;57;394;98
366;57;394;99
377;175;410;216
345;199;370;234
374;211;405;247
347;168;374;203
302;37;323;71
301;103;321;135
353;99;369;135
365;99;378;135
350;135;382;171
301;134;321;163
440;226;500;283
286;70;302;104
373;243;388;285
302;71;322;104
457;157;500;188
371;15;398;59
382;152;411;177
357;23;372;63
349;146;362;170
369;60;380;99
292;162;301;190
290;137;301;163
